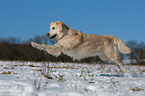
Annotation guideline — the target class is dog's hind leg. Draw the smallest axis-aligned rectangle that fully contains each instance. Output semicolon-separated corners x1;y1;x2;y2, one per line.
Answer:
99;53;121;72
98;54;108;61
104;45;128;72
114;63;122;72
114;60;128;72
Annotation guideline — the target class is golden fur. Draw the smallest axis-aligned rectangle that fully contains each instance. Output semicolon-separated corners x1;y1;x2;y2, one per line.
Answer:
31;21;131;72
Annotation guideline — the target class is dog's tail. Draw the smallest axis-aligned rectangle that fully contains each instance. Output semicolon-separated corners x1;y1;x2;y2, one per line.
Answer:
104;35;131;54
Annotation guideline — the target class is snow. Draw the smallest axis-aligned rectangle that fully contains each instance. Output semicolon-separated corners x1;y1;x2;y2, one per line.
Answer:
0;61;145;96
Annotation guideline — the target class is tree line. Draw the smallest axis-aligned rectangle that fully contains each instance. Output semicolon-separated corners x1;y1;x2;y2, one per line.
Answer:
124;40;145;65
0;36;145;64
0;36;101;63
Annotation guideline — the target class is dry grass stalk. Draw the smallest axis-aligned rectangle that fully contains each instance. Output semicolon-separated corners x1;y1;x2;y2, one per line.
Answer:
1;71;12;74
33;72;42;90
130;87;144;91
108;72;120;91
53;74;66;82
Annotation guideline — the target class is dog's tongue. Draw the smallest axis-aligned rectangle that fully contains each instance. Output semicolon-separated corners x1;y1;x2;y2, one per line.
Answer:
50;34;57;39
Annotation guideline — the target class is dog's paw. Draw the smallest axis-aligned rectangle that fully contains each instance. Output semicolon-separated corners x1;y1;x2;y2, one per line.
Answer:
31;42;46;51
31;42;39;48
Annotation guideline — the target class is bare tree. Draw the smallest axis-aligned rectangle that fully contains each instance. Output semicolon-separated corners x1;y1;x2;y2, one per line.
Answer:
23;35;56;45
41;35;56;45
118;52;124;61
134;41;145;64
41;35;49;44
0;37;20;44
126;40;137;64
126;40;145;64
33;36;42;44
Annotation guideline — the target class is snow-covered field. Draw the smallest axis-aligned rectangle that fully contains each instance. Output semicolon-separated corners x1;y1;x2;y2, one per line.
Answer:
0;61;145;96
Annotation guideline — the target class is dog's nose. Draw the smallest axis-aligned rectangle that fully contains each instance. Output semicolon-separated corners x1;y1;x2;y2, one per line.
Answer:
46;33;50;37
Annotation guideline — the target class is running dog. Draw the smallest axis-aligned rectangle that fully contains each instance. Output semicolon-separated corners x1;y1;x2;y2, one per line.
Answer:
31;21;131;72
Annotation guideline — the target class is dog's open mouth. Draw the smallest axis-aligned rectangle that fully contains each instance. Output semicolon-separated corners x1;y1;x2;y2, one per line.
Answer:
50;34;57;39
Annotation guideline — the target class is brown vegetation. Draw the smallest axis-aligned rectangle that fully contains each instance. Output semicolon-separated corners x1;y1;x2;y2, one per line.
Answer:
0;42;101;63
0;36;144;64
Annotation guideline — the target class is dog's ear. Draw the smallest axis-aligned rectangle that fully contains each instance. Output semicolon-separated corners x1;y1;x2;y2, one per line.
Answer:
55;21;69;31
57;21;69;31
74;31;84;42
62;23;69;31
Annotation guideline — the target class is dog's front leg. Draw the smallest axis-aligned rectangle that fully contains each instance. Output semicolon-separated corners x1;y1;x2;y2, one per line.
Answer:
31;42;50;51
31;42;64;51
31;42;61;56
47;50;61;57
31;42;66;55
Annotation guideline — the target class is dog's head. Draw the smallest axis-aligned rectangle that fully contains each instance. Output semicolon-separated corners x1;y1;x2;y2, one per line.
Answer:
46;21;69;40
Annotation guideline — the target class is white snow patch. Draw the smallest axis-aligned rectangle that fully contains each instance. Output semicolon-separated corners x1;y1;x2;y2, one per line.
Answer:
0;61;145;96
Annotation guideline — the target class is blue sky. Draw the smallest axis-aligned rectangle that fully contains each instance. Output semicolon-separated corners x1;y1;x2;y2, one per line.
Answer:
0;0;145;43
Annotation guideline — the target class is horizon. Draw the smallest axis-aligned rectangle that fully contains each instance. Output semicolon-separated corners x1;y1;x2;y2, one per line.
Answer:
0;0;145;43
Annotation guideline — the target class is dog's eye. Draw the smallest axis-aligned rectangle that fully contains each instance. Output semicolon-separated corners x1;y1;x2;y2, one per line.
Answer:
52;27;55;30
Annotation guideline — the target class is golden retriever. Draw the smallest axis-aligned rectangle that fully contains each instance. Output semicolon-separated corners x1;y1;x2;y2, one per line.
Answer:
31;21;131;72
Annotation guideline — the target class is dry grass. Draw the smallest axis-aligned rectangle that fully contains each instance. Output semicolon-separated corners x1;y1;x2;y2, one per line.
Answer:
1;71;12;74
33;62;67;90
33;72;42;90
130;87;144;91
